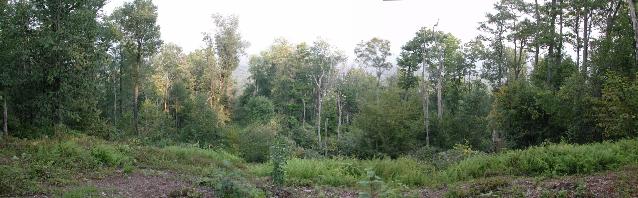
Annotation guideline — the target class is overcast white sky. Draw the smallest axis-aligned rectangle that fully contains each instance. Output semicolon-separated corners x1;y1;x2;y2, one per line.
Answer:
103;0;497;60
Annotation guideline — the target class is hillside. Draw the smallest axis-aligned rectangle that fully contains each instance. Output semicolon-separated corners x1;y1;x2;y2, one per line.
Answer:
1;135;637;197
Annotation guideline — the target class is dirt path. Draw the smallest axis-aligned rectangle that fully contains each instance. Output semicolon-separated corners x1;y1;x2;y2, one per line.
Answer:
87;170;214;198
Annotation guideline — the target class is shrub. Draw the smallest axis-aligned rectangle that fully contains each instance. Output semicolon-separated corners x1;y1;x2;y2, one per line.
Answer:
270;136;289;186
238;123;277;163
91;145;133;168
442;139;638;182
198;167;265;198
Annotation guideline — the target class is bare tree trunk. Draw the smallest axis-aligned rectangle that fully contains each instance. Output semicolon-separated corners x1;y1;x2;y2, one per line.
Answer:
422;76;430;147
534;0;541;68
548;0;557;84
421;40;431;147
336;93;342;139
516;40;525;79
119;49;123;124
302;97;306;127
626;0;638;65
437;49;443;119
133;42;142;135
316;93;322;149
113;73;118;130
558;0;564;66
583;9;590;75
314;74;324;150
575;13;581;68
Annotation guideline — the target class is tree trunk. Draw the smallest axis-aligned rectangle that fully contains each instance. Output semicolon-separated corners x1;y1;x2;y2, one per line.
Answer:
113;71;118;130
558;0;564;66
421;32;431;147
119;48;124;125
516;40;524;79
316;93;322;149
583;9;590;75
626;0;638;65
437;49;443;120
336;93;342;139
575;12;581;69
421;60;430;147
133;42;142;135
548;0;557;84
534;0;541;68
314;75;324;150
302;97;306;127
422;79;430;147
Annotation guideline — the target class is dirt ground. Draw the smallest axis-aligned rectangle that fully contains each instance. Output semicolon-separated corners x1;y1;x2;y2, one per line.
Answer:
87;170;214;198
37;166;638;198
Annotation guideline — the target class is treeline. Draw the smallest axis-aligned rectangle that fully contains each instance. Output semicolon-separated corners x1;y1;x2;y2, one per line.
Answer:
1;0;638;161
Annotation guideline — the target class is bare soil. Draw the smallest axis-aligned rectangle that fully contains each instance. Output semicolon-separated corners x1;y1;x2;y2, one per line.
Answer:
87;170;214;198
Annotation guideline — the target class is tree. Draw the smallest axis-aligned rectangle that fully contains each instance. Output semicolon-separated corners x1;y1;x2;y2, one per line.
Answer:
0;0;110;137
354;38;392;87
211;14;247;120
151;43;184;113
626;0;638;65
308;40;345;151
111;0;162;135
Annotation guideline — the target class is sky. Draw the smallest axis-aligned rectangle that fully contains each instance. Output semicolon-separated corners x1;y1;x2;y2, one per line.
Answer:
102;0;498;86
103;0;497;59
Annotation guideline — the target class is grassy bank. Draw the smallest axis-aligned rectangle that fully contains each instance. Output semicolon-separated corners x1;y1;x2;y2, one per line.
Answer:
0;134;258;197
2;135;637;197
248;139;638;189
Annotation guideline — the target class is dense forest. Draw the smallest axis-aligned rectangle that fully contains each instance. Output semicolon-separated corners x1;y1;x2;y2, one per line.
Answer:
1;0;638;197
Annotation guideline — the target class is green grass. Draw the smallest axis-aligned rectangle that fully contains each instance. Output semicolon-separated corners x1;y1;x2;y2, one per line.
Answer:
248;138;638;189
249;157;436;187
442;139;638;182
0;134;248;197
2;134;637;196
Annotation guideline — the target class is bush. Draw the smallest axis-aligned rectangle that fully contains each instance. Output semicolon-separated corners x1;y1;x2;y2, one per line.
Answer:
238;123;278;163
270;136;289;186
91;145;133;168
241;96;275;124
198;167;265;198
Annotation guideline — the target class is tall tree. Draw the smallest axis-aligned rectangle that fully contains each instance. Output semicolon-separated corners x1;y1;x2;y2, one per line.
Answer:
354;38;392;87
308;40;345;151
111;0;162;135
626;0;638;65
211;14;247;121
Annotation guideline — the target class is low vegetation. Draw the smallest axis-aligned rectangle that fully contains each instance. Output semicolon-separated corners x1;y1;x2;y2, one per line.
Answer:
1;134;637;197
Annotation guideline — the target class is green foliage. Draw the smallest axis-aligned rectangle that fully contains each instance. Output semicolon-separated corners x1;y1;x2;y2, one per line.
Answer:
0;165;35;195
444;177;509;198
241;96;275;124
357;169;388;198
198;166;265;198
596;72;638;139
443;139;638;182
237;123;278;163
250;157;435;187
352;87;422;158
90;145;133;168
270;136;289;186
491;80;564;148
